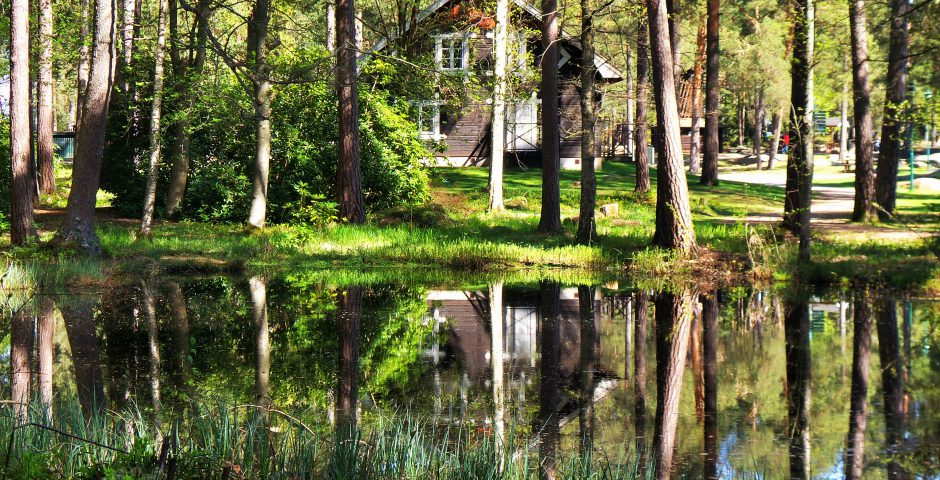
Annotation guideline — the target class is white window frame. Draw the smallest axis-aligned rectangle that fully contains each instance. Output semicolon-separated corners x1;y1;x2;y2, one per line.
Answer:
435;33;470;72
414;101;444;140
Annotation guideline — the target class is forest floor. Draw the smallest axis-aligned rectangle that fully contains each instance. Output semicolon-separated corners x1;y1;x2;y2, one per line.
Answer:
4;160;939;292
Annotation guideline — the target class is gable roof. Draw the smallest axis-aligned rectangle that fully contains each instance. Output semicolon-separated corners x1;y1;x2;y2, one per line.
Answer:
361;0;623;81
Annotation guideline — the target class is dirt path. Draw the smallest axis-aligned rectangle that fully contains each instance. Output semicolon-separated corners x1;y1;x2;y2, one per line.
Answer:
717;169;934;242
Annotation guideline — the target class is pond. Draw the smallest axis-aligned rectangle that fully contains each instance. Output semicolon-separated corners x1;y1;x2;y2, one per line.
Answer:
3;274;939;478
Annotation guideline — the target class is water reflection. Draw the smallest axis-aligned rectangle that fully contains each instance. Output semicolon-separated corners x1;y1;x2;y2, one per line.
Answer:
4;278;940;477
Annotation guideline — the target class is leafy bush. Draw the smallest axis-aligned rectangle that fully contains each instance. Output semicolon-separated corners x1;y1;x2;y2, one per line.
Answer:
102;77;432;225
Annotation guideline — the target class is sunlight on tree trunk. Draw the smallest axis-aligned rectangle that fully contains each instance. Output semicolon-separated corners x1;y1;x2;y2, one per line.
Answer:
38;0;56;195
700;0;719;186
635;18;651;194
688;19;706;174
783;0;814;261
488;0;508;212
10;0;36;245
849;0;875;222
247;0;273;229
576;0;598;245
336;0;366;223
874;0;909;220
140;0;170;238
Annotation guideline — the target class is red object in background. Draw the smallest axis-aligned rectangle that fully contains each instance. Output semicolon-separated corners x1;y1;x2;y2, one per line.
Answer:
783;133;790;146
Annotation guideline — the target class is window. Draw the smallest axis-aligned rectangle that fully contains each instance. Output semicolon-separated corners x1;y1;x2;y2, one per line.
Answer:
414;101;442;140
436;34;468;72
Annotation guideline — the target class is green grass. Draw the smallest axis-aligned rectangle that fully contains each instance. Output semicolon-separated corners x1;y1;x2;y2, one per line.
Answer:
0;400;645;479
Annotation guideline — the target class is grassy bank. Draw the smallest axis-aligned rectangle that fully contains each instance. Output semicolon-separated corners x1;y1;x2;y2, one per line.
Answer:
3;161;938;292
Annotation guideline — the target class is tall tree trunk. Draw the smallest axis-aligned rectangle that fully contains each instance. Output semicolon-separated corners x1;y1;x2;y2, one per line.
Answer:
667;0;681;84
576;0;597;244
688;19;706;174
702;292;719;480
753;87;766;169
652;291;693;480
577;285;596;455
38;0;56;195
876;297;905;479
247;0;274;229
9;0;36;245
737;98;745;147
537;281;561;480
849;0;875;222
488;0;508;212
783;0;814;261
52;0;116;255
62;298;106;417
633;291;649;477
335;286;363;435
785;295;811;480
844;290;871;480
538;0;562;234
76;0;92;129
648;0;697;252
634;18;651;193
140;0;169;237
38;297;56;420
839;59;849;168
767;112;783;169
326;1;336;52
249;276;270;406
164;0;209;217
336;0;366;223
700;0;719;185
11;306;34;424
874;0;909;220
120;0;136;94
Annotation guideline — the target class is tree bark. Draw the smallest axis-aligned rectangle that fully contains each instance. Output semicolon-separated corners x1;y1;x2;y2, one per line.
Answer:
700;0;719;185
537;0;562;234
38;0;56;195
141;282;163;442
140;0;170;237
652;291;693;480
164;0;209;217
874;0;909;220
702;291;719;480
537;281;561;480
844;291;871;480
576;0;597;244
9;0;36;245
849;0;875;222
633;291;649;477
839;61;849;168
76;0;92;129
784;295;811;480
634;18;651;193
247;0;274;229
688;19;706;174
326;1;336;52
753;87;765;168
783;0;814;261
336;0;366;223
335;286;363;435
666;0;681;84
52;0;116;255
767;112;783;169
647;0;697;252
488;0;508;212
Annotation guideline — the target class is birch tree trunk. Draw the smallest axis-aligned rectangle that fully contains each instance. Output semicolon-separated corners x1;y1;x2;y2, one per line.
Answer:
753;87;765;169
326;1;336;52
488;0;508;212
688;20;706;174
38;0;56;194
700;0;719;185
139;0;169;237
336;0;366;223
247;0;274;229
849;0;875;221
576;0;597;244
767;112;783;169
9;0;36;245
249;276;271;406
648;0;697;252
874;0;909;220
634;18;651;193
537;0;562;234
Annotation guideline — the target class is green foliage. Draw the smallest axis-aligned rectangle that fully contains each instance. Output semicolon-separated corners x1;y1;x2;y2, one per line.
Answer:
101;76;432;225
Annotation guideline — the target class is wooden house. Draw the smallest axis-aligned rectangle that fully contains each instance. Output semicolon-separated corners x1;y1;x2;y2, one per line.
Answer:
362;0;623;170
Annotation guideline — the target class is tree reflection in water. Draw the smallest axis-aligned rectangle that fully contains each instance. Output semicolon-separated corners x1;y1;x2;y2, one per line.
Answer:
702;290;719;480
844;289;872;480
785;293;811;480
877;296;906;480
538;281;561;480
633;290;650;476
652;290;693;480
578;285;597;457
61;296;105;418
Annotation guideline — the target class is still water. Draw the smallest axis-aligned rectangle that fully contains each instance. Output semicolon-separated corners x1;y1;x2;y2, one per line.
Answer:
4;275;939;478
